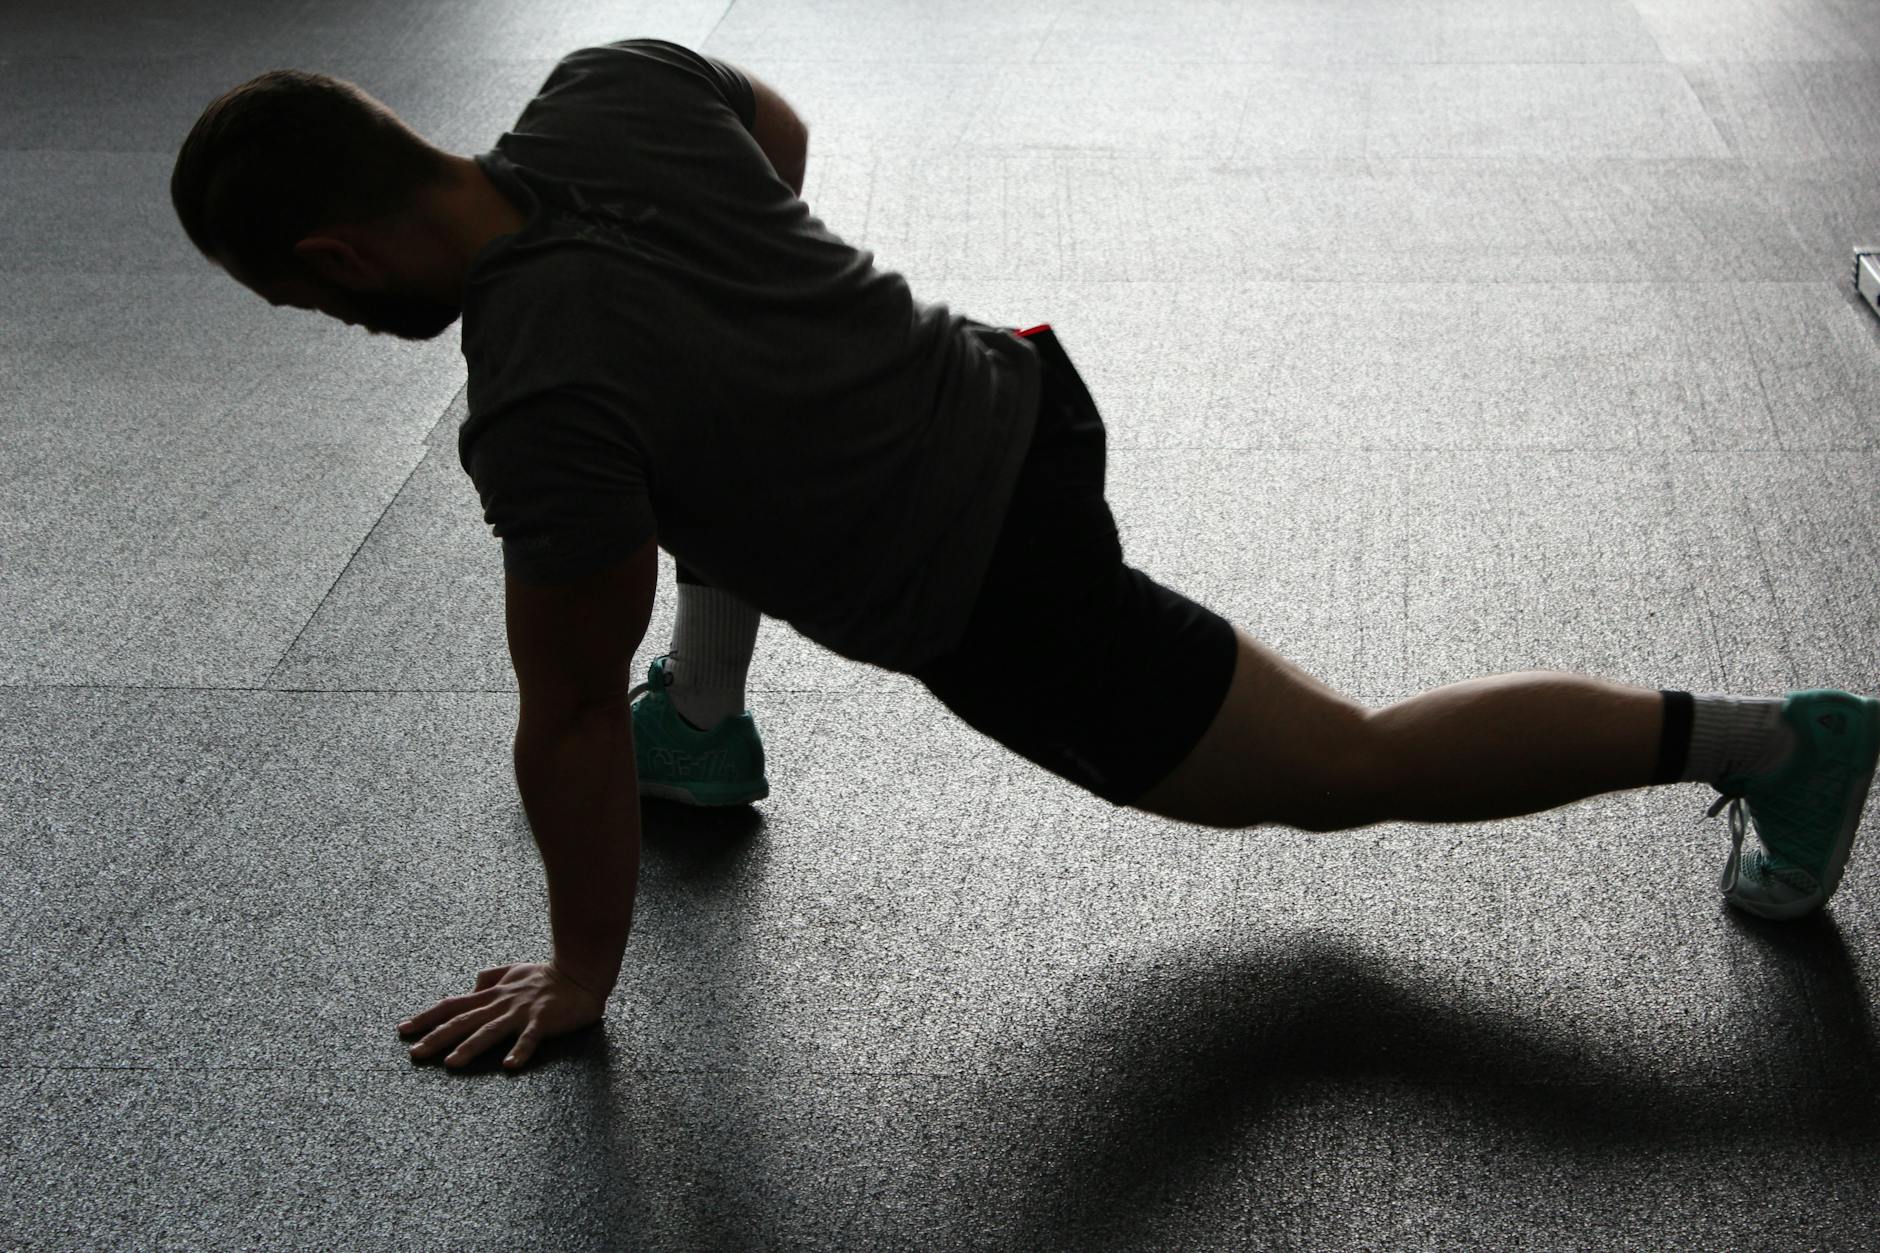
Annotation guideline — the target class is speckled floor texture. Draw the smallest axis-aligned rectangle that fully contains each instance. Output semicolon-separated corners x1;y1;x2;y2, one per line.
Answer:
5;0;1880;1249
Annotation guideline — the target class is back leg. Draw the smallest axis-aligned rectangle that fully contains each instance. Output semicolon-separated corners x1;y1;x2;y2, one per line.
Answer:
1132;626;1381;831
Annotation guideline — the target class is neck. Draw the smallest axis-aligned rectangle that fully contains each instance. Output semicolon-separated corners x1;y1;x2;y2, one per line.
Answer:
435;154;528;275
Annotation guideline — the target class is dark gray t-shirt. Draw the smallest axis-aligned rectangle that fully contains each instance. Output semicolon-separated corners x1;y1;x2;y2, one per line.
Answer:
457;37;1042;672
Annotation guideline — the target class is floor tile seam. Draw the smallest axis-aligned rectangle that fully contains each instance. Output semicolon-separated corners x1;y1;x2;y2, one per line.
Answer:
1631;4;1676;67
1669;60;1738;157
419;383;466;450
261;449;431;689
700;0;739;53
1722;284;1792;452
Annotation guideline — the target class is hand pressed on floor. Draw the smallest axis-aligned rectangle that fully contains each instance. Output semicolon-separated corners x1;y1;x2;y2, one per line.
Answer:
398;962;606;1071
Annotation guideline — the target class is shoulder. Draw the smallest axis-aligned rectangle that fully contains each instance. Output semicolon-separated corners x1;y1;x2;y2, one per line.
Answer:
462;246;623;372
546;39;754;125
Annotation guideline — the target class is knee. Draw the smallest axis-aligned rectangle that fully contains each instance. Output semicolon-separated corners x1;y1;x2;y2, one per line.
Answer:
1282;713;1394;833
1135;688;1386;833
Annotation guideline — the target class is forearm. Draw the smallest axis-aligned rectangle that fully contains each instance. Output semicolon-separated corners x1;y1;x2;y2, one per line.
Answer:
512;705;640;998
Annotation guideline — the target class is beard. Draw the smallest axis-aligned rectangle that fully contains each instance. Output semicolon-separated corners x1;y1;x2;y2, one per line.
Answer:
349;287;463;341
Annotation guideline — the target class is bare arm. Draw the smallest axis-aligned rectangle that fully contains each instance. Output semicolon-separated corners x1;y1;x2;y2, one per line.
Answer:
513;702;640;997
396;702;641;1070
741;64;809;198
397;542;656;1070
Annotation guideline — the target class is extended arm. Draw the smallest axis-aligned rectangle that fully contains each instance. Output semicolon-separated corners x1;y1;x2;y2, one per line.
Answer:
513;698;639;997
398;538;658;1070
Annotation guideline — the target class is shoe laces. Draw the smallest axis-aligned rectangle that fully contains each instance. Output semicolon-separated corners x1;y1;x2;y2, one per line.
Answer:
1704;789;1818;897
625;654;671;705
1706;791;1751;895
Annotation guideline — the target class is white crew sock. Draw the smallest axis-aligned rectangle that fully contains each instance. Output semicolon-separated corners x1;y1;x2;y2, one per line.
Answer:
665;582;760;731
1680;694;1799;785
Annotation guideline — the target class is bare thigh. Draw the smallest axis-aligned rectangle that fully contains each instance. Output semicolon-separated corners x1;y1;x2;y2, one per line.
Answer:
1131;625;1376;830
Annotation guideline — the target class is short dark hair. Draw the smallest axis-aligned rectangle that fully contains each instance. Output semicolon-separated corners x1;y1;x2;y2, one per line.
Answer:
171;69;454;284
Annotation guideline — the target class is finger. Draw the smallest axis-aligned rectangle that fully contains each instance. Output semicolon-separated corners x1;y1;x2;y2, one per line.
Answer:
473;965;514;991
408;1005;501;1060
398;988;493;1035
504;1023;542;1071
443;1015;522;1069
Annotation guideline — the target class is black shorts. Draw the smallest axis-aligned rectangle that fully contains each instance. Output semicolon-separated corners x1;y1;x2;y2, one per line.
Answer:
911;324;1240;807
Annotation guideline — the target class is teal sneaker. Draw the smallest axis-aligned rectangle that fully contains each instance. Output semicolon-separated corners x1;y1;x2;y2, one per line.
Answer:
627;655;770;806
1706;688;1880;920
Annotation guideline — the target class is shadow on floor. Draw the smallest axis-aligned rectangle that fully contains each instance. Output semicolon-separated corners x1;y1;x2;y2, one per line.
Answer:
933;913;1879;1246
639;796;768;879
470;802;1877;1245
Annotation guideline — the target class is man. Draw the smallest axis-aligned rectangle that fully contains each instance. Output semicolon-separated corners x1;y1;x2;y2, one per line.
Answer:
171;38;1879;1072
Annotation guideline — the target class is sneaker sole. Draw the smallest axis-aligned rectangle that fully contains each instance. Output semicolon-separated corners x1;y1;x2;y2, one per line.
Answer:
1729;695;1880;921
640;780;770;807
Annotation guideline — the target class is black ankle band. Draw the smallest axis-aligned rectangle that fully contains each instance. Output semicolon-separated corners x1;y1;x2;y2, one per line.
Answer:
1654;689;1694;784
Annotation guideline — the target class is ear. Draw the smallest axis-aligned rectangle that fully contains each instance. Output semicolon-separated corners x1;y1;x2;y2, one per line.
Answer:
291;235;374;288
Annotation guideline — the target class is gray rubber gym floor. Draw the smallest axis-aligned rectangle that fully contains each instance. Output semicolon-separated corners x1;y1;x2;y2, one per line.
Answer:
5;0;1879;1248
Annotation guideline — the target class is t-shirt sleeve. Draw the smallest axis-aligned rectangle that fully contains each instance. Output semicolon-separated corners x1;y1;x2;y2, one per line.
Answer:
463;403;658;585
605;37;757;131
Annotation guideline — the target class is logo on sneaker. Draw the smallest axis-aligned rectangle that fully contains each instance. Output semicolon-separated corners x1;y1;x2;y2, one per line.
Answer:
648;745;741;781
1817;712;1848;735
